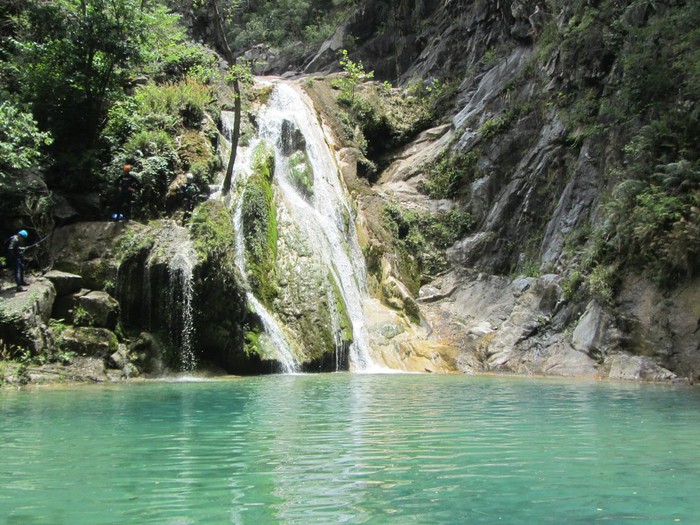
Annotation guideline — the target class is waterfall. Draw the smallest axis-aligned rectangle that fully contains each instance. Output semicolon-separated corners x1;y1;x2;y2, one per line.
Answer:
255;81;376;371
221;79;384;372
168;239;197;372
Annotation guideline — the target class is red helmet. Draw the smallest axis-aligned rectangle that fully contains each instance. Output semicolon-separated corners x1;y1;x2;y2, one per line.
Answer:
123;164;132;172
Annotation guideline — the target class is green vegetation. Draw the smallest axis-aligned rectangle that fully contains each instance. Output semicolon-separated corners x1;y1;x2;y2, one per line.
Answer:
225;0;358;56
190;200;236;261
330;65;450;178
0;0;227;223
576;2;700;288
384;201;474;288
329;274;353;345
0;101;52;189
73;306;96;328
464;0;700;291
421;150;481;200
242;142;278;306
115;225;157;264
337;49;375;105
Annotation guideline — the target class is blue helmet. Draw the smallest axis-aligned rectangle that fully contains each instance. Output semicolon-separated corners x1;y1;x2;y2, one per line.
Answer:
18;230;28;238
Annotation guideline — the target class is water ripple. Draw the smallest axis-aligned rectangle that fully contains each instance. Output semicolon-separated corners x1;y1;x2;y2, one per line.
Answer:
1;375;700;524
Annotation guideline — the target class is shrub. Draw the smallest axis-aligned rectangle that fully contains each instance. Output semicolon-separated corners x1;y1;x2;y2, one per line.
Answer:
120;130;178;218
422;150;480;200
591;160;700;287
134;79;213;131
0;101;53;182
384;201;474;281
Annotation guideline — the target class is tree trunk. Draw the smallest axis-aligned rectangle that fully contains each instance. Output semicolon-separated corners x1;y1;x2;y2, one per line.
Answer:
209;0;241;196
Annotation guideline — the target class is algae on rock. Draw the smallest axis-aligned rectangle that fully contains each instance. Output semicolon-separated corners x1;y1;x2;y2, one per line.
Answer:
242;141;279;308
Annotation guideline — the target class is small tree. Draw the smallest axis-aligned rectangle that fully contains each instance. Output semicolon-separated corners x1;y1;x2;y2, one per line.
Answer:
0;102;52;190
338;49;374;104
209;0;243;196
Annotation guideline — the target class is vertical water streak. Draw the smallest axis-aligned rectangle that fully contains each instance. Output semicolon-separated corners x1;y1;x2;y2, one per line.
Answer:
168;238;198;372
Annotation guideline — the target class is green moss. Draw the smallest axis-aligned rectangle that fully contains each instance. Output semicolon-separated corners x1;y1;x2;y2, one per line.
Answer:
178;130;218;180
329;273;353;344
288;150;314;198
190;200;236;259
244;327;265;359
242;142;278;306
115;225;157;264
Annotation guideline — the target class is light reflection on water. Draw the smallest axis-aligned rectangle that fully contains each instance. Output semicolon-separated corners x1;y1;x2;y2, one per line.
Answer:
2;374;700;524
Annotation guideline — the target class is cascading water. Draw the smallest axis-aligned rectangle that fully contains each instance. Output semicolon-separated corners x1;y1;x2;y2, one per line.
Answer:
222;109;301;373
233;80;377;371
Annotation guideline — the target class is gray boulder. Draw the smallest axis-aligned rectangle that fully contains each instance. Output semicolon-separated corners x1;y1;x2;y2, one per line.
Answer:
0;278;56;356
44;270;83;297
77;291;120;330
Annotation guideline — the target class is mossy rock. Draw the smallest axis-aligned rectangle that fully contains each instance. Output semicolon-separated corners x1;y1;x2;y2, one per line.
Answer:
60;326;119;358
242;141;278;307
288;150;314;198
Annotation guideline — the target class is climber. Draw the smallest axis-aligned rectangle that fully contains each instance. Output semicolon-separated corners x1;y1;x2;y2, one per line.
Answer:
178;172;201;224
114;164;140;221
6;229;29;291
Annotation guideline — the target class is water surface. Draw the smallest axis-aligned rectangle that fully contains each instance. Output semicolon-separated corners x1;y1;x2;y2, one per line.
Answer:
2;374;699;524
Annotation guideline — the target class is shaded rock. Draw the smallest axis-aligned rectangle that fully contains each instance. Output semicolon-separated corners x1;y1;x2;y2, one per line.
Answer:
571;300;608;357
77;291;120;330
0;279;56;356
617;275;700;381
51;289;89;323
60;326;119;358
129;332;166;376
44;270;83;297
304;22;348;73
108;343;130;370
49;221;127;290
279;118;306;155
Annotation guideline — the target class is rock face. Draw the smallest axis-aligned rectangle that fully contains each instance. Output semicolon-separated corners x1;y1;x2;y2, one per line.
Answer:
299;0;697;382
0;278;56;357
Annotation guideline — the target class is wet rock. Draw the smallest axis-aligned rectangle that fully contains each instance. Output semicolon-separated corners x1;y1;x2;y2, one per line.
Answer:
279;119;306;155
129;332;166;376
